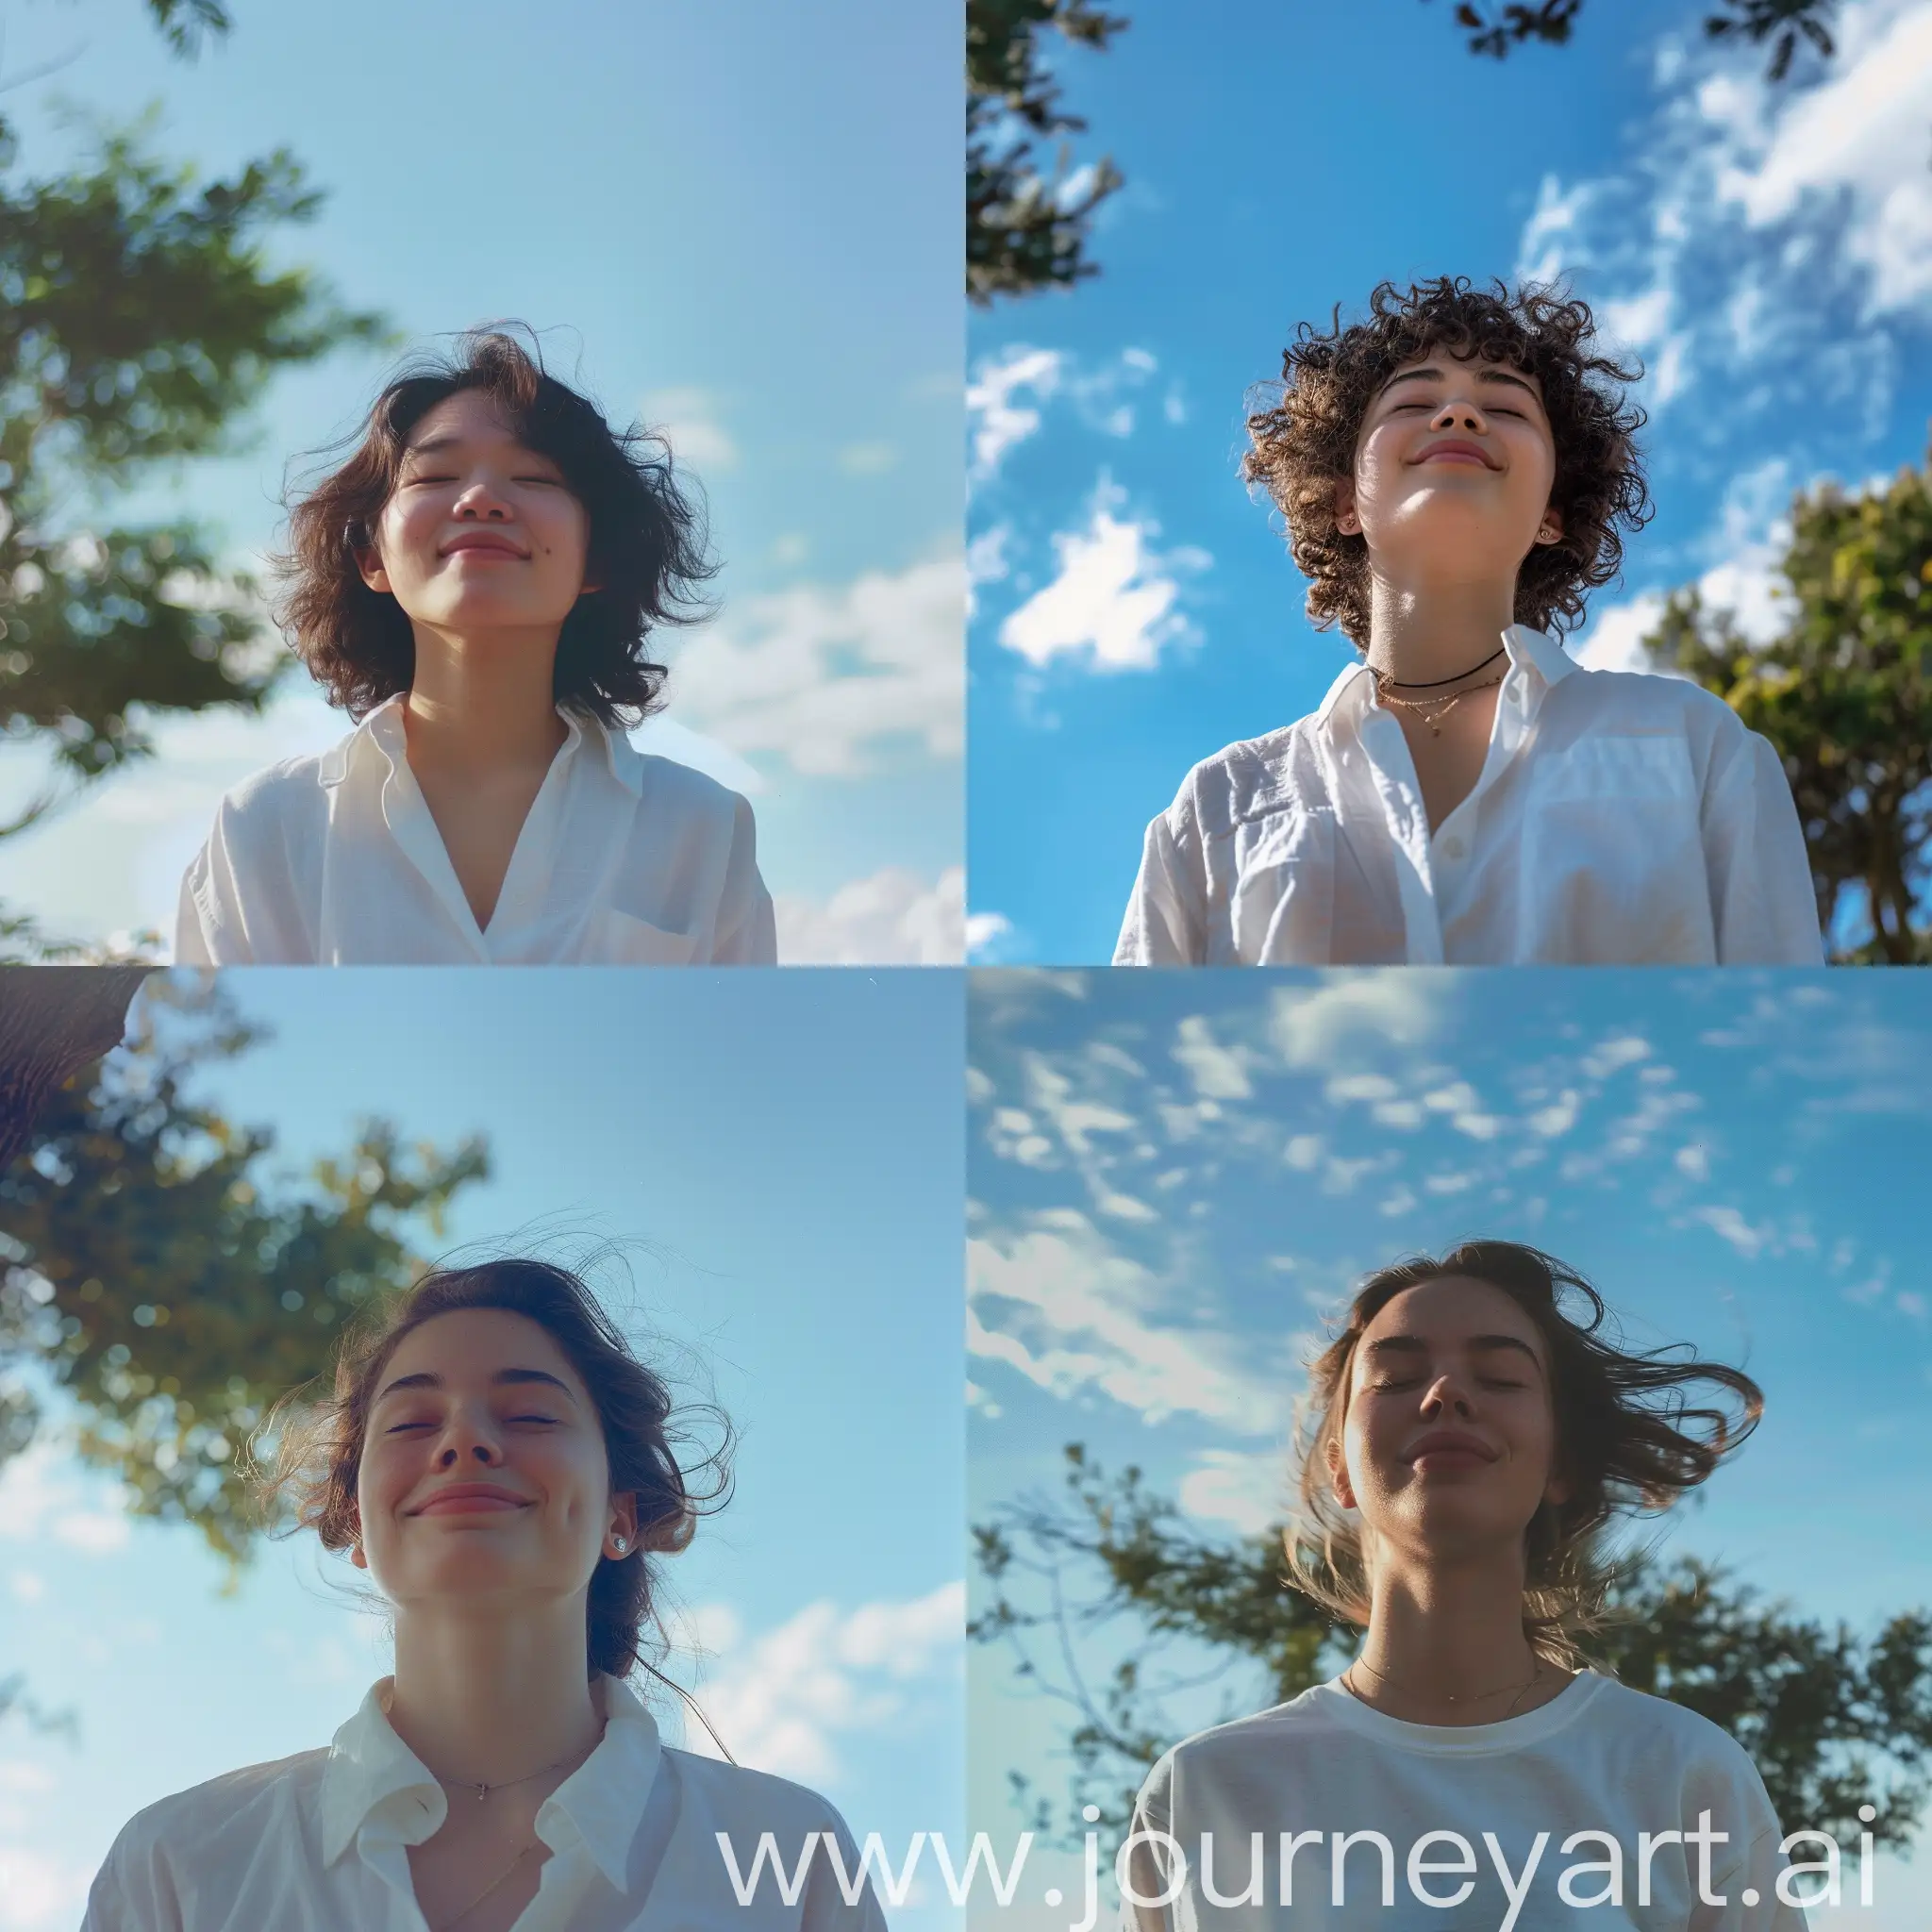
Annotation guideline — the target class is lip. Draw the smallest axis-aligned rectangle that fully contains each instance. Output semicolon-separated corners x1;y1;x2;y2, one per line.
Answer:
1415;440;1498;470
439;533;528;559
1405;1429;1498;1468
409;1483;533;1516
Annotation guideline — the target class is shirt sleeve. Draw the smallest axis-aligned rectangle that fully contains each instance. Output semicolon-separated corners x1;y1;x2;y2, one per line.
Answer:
1117;1753;1181;1932
1114;807;1206;966
81;1823;185;1932
712;792;778;965
801;1804;891;1931
172;847;221;967
1702;724;1825;965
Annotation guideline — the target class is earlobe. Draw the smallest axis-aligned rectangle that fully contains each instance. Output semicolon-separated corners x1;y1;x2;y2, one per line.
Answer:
1333;479;1361;539
355;547;391;596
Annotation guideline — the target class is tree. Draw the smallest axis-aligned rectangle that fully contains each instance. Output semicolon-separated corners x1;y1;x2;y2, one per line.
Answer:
967;0;1126;306
973;1444;1932;1853
968;0;1843;302
0;3;389;957
0;972;490;1563
1647;453;1932;963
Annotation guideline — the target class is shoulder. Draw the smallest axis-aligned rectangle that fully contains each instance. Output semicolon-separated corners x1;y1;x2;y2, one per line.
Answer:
1159;720;1322;839
1581;1677;1770;1774
626;752;758;832
1139;1685;1340;1800
665;1747;856;1837
102;1748;328;1870
205;749;338;839
1552;663;1754;739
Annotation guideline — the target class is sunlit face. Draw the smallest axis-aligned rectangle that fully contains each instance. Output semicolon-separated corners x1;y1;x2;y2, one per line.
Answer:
1330;1276;1570;1571
350;1308;636;1613
358;389;597;640
1335;349;1562;589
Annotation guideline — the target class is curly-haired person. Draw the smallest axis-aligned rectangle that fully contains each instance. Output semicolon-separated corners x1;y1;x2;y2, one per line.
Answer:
1114;278;1822;967
175;330;775;965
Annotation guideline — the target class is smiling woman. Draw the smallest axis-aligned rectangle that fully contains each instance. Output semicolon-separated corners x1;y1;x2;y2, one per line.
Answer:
1112;277;1823;969
1120;1240;1808;1929
174;330;777;966
80;1257;885;1932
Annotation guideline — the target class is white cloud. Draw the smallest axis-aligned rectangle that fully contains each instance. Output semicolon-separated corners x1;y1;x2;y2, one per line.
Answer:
674;1583;961;1783
967;346;1065;480
774;865;962;965
0;1845;93;1932
968;1219;1284;1431
0;1441;129;1553
997;478;1209;673
642;385;739;473
1692;1204;1767;1257
1267;974;1447;1068
1177;1447;1290;1535
966;909;1024;964
1173;1014;1253;1100
672;549;962;776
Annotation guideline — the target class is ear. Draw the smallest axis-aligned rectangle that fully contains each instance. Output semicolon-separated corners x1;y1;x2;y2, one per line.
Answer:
1326;1438;1357;1512
1534;506;1563;546
348;1503;368;1571
1333;476;1362;539
1543;1469;1572;1507
606;1491;641;1558
355;543;392;596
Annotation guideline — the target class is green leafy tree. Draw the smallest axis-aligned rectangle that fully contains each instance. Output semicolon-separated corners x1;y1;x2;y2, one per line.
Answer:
1445;0;1837;77
974;1444;1932;1853
1646;454;1932;963
0;3;388;955
967;0;1126;305
0;973;490;1563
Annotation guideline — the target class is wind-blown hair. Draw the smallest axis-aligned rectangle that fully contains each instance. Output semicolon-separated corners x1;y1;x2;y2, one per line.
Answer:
1242;277;1652;645
276;327;717;724
1285;1241;1762;1665
256;1257;732;1684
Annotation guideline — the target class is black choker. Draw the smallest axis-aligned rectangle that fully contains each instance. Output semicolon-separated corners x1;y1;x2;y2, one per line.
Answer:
1374;644;1507;691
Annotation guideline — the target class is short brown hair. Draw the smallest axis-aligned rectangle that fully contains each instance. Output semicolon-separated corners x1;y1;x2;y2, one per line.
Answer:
1242;277;1652;646
1285;1241;1761;1665
256;1257;731;1682
276;328;717;724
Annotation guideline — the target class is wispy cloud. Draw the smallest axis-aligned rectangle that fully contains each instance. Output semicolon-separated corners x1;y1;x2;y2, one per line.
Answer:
775;866;963;964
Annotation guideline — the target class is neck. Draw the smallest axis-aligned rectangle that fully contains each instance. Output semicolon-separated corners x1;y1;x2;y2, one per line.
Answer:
387;1599;605;1790
1361;570;1518;687
1351;1547;1562;1726
403;624;572;776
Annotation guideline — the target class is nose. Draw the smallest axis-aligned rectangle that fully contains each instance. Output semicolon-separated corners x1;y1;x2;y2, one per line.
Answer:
433;1407;504;1467
1429;397;1488;435
1420;1372;1475;1419
453;477;512;521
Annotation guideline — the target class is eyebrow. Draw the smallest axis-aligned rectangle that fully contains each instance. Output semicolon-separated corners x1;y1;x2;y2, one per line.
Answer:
1362;1334;1543;1368
1378;366;1541;402
372;1367;580;1407
400;433;555;463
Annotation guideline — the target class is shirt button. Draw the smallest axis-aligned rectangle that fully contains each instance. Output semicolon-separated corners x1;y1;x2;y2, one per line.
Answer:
1441;836;1465;860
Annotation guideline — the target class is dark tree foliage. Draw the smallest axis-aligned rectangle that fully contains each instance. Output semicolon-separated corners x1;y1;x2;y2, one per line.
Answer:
1443;0;1838;76
967;0;1125;305
973;1444;1932;1854
1648;453;1932;963
0;2;389;954
0;974;490;1563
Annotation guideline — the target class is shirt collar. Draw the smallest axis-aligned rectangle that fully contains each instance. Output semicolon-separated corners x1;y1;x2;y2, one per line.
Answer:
318;1674;664;1892
1317;623;1574;727
317;696;643;800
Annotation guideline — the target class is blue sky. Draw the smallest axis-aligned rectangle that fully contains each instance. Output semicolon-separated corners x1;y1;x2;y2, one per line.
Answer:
967;0;1932;964
0;969;965;1931
968;967;1932;1930
0;0;962;962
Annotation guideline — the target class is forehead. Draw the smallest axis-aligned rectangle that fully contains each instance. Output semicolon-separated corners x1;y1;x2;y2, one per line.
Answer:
1354;1274;1547;1361
380;1306;584;1389
402;389;546;456
1380;349;1542;397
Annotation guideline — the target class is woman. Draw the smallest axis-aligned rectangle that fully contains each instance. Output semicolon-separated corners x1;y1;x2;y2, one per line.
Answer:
1123;1241;1811;1928
175;331;776;964
83;1259;883;1930
1113;278;1822;966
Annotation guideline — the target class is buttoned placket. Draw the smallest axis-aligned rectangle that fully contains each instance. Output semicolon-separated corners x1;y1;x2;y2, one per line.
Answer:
1349;635;1546;963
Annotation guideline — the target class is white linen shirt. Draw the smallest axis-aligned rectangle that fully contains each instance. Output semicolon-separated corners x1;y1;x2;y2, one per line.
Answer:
1122;1671;1811;1930
83;1673;887;1932
175;696;776;965
1114;627;1824;966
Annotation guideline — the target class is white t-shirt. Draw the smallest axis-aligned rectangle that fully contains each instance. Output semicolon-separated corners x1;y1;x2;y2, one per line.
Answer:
82;1673;884;1932
1113;626;1824;967
174;696;776;965
1122;1671;1816;1929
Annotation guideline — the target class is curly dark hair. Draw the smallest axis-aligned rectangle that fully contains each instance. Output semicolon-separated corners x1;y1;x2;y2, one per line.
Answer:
275;327;718;724
1242;278;1652;645
256;1256;732;1686
1286;1241;1761;1667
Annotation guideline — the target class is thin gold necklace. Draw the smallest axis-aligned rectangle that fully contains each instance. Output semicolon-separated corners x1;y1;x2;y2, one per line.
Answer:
1344;1651;1548;1712
1373;669;1505;738
431;1840;540;1932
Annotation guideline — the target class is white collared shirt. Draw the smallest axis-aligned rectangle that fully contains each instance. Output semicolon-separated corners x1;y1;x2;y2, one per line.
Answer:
175;697;776;965
1122;1671;1810;1930
1113;627;1824;966
82;1673;887;1932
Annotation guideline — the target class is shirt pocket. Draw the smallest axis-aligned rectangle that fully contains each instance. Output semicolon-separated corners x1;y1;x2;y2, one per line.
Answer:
1520;736;1715;963
597;909;701;965
1229;808;1338;964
